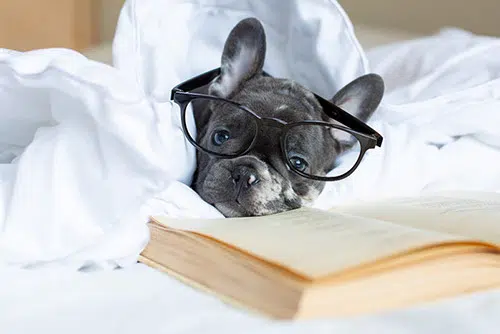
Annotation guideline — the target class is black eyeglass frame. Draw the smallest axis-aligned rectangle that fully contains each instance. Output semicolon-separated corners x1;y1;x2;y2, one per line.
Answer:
170;67;383;181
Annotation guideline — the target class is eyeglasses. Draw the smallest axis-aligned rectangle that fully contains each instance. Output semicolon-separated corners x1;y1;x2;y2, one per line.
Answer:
170;68;383;181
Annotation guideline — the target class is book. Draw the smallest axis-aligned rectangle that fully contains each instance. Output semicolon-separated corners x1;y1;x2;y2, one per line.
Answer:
138;190;500;319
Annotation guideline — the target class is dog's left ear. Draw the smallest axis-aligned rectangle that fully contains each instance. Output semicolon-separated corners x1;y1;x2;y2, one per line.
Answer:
329;74;384;149
209;18;266;98
331;74;385;122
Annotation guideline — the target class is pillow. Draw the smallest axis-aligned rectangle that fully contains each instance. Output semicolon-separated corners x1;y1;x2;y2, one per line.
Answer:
112;0;369;100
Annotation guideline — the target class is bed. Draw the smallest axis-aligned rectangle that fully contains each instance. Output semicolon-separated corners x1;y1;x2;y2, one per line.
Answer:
2;1;500;333
3;261;500;333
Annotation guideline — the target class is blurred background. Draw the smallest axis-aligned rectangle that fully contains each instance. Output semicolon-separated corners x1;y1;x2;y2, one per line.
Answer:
1;0;499;64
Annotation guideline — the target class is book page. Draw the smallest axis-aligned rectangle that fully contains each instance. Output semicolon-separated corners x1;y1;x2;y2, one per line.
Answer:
152;208;467;279
335;191;500;245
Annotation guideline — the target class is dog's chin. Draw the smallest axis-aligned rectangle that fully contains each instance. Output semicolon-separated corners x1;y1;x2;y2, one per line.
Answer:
214;202;251;218
214;201;289;218
213;194;304;217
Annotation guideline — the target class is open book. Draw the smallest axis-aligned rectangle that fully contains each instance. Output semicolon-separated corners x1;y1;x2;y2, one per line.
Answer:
139;191;500;319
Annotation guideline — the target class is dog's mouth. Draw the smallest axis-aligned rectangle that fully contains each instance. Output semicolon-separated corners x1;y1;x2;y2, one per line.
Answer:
233;181;244;204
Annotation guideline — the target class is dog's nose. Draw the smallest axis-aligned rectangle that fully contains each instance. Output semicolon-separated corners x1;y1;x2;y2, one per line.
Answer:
232;166;260;189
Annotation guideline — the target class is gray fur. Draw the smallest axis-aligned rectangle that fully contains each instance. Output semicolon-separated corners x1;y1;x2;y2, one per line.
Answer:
191;18;384;217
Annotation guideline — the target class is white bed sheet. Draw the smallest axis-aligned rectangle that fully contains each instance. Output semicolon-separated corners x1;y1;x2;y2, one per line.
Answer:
2;264;500;334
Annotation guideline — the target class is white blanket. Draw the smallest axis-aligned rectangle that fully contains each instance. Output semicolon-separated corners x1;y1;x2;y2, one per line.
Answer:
0;0;499;272
316;28;500;208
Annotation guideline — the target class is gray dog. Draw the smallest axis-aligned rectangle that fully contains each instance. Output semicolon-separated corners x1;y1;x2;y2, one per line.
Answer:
188;18;384;217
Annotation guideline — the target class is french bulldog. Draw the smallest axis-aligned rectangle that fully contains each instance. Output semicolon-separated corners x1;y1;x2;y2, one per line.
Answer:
191;18;384;217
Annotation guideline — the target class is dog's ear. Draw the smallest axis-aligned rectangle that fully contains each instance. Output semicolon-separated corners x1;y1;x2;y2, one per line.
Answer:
331;74;384;122
329;74;384;149
209;18;266;98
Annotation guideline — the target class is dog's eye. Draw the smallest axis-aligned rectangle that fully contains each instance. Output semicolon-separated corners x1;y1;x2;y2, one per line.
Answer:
212;130;230;146
289;156;308;171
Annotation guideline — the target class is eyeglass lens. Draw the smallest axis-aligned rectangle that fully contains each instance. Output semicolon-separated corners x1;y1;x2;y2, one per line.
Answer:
284;124;362;178
184;97;362;178
185;98;258;155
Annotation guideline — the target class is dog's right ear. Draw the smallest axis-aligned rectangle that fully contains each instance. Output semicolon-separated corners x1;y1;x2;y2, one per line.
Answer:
209;18;266;98
329;74;385;150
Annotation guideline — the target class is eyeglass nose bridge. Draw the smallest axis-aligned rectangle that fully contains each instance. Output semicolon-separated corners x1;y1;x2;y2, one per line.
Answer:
246;117;286;153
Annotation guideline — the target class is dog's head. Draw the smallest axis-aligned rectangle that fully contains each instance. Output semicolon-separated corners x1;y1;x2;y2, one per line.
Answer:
191;18;384;217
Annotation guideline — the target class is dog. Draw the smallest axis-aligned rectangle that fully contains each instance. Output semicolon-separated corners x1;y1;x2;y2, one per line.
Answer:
191;18;384;217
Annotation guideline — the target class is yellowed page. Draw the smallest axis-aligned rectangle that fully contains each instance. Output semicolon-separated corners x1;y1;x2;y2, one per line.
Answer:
335;191;500;244
152;208;466;279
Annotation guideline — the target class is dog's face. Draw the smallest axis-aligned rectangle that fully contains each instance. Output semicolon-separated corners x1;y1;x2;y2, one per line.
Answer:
191;18;384;217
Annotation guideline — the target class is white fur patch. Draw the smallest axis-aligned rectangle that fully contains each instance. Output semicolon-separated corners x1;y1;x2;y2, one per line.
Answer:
283;186;298;202
276;104;288;111
248;166;282;216
277;81;296;96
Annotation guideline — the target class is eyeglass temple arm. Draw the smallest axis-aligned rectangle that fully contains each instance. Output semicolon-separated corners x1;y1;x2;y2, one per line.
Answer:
315;95;383;147
170;68;223;100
